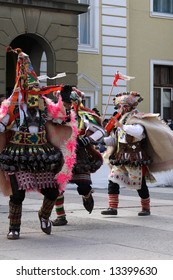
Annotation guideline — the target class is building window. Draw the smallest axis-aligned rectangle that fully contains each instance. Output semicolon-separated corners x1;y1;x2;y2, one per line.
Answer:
153;0;173;13
153;65;173;120
80;91;94;109
151;0;173;17
78;0;99;53
83;95;91;108
79;0;90;45
39;51;47;87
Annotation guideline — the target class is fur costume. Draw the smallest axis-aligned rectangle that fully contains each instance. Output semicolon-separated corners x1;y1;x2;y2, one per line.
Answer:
104;110;173;188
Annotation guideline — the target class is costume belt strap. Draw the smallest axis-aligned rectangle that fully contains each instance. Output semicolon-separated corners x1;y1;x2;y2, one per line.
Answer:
10;131;47;145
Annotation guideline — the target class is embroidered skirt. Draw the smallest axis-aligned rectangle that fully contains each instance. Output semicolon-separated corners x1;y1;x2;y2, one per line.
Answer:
0;131;63;173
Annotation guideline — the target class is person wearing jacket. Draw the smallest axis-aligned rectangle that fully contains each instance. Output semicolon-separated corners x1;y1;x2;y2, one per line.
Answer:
101;91;173;216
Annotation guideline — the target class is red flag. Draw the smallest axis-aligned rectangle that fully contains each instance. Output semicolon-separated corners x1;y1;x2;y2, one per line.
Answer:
113;71;135;86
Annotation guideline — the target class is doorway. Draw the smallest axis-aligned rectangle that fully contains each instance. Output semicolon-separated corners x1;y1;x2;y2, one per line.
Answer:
6;34;54;97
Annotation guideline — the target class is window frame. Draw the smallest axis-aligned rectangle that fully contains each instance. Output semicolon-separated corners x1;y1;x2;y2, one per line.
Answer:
150;0;173;19
78;0;99;54
150;60;173;116
82;92;94;108
153;86;173;119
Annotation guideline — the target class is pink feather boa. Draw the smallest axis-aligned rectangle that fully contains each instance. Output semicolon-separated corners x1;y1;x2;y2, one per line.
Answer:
43;95;67;121
55;110;78;193
0;98;11;121
44;95;78;193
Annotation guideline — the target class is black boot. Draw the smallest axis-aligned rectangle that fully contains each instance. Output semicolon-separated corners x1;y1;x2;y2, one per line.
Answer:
138;198;150;216
52;216;68;226
138;209;150;216
101;208;118;215
82;190;94;214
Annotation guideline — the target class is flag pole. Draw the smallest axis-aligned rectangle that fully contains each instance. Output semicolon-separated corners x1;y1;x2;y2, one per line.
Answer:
102;83;114;121
102;71;135;121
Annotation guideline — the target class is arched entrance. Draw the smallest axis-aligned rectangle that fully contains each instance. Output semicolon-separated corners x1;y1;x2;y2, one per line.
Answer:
6;34;54;97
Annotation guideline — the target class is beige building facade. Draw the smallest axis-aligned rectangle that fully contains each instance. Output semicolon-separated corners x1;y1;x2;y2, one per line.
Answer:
1;0;173;122
128;0;173;120
78;0;173;121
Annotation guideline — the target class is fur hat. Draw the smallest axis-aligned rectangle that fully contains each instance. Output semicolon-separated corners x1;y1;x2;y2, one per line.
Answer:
113;91;143;107
60;85;73;103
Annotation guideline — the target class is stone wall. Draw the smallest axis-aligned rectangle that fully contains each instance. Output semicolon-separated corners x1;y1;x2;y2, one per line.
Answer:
0;0;88;95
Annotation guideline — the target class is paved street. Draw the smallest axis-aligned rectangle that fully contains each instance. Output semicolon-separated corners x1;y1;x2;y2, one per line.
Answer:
0;164;173;260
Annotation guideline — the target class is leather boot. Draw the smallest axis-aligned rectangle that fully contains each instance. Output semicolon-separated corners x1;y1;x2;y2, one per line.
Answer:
138;198;150;216
101;194;119;215
82;190;94;214
52;194;68;226
52;216;68;226
101;208;118;215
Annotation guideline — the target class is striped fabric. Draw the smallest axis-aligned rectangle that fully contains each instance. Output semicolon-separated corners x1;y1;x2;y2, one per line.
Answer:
141;197;150;211
39;197;56;220
8;201;22;229
108;194;119;209
55;194;65;217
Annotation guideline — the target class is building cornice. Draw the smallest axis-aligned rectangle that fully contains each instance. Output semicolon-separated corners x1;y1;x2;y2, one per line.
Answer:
0;0;89;14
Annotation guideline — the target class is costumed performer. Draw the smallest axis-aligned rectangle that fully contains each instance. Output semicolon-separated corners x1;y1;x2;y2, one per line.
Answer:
101;91;173;216
52;87;105;226
0;47;77;239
